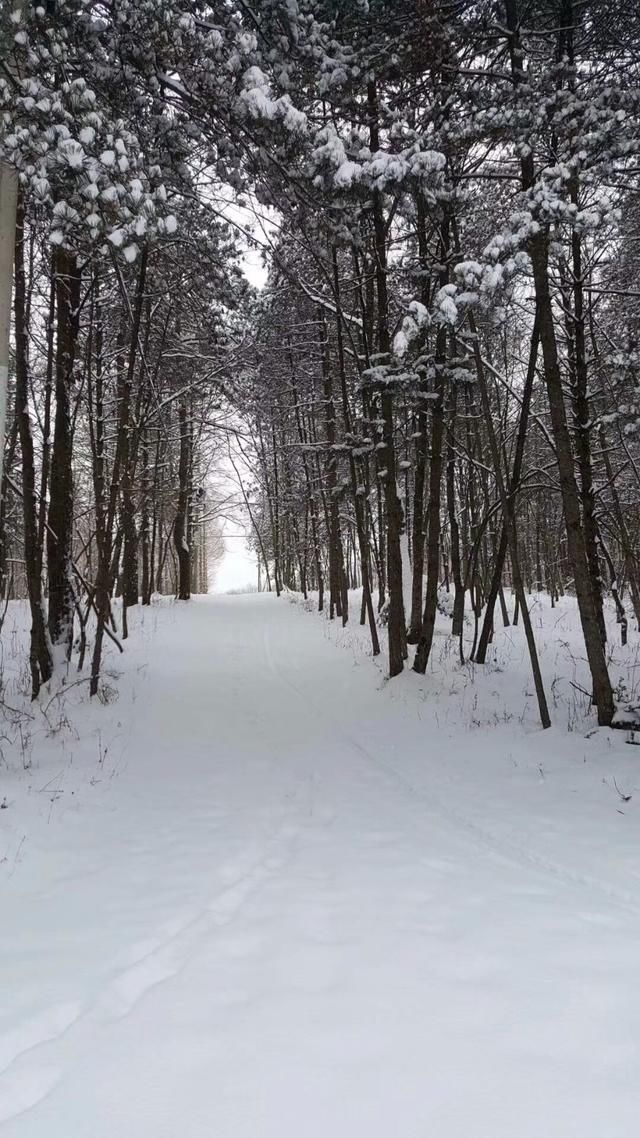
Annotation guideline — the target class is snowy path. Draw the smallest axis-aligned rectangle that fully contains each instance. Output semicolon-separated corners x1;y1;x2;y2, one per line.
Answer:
2;595;639;1136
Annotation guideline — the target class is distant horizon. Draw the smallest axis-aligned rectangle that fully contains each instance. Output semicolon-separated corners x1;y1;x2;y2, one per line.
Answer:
211;529;259;594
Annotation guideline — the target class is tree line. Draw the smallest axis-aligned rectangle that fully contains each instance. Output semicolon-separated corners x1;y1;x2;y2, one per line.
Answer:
1;0;640;727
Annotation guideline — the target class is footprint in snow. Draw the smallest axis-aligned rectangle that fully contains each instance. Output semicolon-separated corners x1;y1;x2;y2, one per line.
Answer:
0;1063;62;1123
0;1001;81;1076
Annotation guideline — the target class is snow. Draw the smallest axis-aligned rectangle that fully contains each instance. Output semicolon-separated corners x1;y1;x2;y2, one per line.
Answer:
1;593;640;1136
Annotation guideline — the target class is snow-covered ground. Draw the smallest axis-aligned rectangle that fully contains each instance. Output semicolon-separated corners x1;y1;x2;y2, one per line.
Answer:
1;592;639;1136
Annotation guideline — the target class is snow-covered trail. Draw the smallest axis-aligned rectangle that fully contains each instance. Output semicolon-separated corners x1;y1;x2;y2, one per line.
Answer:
2;595;639;1136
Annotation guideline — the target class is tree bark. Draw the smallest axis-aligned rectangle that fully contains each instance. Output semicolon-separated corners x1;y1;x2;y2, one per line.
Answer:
14;193;53;695
529;235;613;725
174;401;191;600
414;213;450;675
47;246;81;657
368;79;406;675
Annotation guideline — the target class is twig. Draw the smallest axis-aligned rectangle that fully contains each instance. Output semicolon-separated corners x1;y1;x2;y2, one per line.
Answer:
613;776;632;803
41;677;91;717
569;680;593;700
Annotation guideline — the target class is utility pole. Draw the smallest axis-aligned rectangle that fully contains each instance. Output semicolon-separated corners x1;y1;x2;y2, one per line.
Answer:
0;161;18;495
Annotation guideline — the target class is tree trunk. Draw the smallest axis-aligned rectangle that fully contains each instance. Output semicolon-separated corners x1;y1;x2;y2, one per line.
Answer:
90;249;147;694
368;79;405;675
330;251;380;655
47;247;81;657
469;310;551;729
320;320;347;623
14;193;53;695
0;162;18;494
567;214;606;644
174;402;191;600
446;383;465;637
503;0;613;726
414;214;451;675
529;234;613;725
476;318;540;663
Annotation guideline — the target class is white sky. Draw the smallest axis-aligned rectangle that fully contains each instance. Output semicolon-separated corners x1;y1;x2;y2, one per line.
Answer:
241;245;269;290
211;526;259;593
208;415;260;594
205;197;271;592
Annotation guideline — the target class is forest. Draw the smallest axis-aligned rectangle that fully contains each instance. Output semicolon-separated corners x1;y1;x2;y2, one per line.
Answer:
1;0;639;728
1;4;640;1133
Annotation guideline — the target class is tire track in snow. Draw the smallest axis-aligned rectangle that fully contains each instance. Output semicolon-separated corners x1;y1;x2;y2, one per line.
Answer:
1;607;321;1122
94;813;302;1022
263;614;640;922
0;803;304;1122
